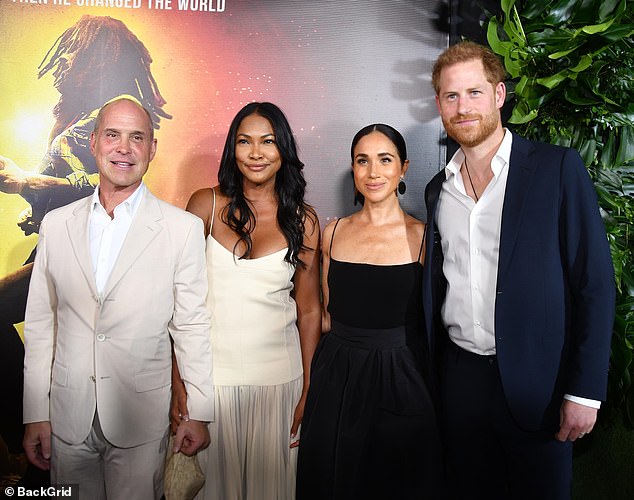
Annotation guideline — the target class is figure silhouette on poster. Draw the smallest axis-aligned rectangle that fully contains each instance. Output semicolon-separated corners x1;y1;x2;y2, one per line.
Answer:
0;15;170;483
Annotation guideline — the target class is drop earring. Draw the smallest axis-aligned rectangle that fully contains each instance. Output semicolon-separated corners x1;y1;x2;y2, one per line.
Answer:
398;177;406;195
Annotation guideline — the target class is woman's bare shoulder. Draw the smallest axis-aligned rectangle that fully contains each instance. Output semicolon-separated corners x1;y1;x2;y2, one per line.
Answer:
323;216;352;237
186;188;213;215
321;217;349;255
405;213;426;234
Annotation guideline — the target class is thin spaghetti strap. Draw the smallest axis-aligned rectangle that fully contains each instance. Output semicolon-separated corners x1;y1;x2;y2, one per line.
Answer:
209;188;216;234
329;217;342;255
417;224;427;262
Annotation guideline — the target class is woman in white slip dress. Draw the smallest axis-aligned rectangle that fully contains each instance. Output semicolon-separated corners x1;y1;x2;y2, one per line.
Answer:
171;102;321;500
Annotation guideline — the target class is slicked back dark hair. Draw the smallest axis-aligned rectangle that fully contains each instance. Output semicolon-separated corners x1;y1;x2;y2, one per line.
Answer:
350;123;408;164
218;102;313;267
350;124;407;206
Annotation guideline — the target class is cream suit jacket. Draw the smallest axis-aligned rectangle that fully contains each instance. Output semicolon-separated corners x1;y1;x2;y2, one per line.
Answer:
23;187;213;448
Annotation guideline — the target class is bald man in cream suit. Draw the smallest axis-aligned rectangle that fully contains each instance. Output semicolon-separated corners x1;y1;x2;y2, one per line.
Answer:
22;97;213;499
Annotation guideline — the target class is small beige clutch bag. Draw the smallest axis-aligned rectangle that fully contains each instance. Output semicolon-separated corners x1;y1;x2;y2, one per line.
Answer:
164;435;206;500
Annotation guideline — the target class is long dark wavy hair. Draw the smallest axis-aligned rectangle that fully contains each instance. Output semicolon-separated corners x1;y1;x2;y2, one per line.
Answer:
218;102;314;267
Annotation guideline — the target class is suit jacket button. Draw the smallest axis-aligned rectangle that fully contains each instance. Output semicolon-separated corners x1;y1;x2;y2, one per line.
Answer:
96;333;106;342
90;376;96;382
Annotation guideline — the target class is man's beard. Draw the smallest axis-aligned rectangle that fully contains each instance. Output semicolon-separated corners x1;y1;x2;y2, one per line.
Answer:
443;111;499;148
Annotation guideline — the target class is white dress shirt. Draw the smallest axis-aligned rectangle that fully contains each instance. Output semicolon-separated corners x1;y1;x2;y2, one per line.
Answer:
437;130;511;356
436;130;599;408
90;183;145;295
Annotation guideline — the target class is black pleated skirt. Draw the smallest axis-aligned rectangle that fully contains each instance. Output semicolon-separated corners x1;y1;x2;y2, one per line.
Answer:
296;321;444;499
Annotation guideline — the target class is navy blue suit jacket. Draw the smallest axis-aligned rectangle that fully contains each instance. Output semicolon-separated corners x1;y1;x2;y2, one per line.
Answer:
422;133;615;431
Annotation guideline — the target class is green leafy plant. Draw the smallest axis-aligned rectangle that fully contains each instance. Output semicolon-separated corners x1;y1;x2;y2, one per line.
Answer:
487;0;634;425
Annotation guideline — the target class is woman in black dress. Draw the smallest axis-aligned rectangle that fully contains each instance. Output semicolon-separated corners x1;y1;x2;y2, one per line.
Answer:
296;124;443;499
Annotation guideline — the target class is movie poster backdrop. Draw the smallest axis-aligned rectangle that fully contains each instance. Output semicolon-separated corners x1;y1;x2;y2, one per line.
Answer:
0;0;446;467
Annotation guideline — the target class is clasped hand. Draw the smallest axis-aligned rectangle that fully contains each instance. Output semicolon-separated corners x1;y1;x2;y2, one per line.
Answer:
172;417;210;456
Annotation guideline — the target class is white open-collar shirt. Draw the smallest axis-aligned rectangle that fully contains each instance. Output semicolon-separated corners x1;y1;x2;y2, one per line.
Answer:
89;183;145;295
437;129;511;356
436;130;598;408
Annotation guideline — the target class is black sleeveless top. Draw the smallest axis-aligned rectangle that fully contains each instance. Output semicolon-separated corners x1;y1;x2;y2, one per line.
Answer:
327;219;425;330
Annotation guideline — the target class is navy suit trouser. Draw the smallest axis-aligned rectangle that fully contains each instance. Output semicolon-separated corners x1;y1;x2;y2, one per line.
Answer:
441;340;572;500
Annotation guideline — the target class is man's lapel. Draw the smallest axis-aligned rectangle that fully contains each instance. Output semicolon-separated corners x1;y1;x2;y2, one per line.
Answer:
498;133;537;276
66;197;98;297
102;190;164;298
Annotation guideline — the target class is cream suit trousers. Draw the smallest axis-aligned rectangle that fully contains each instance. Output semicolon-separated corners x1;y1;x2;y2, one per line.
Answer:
51;411;169;500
